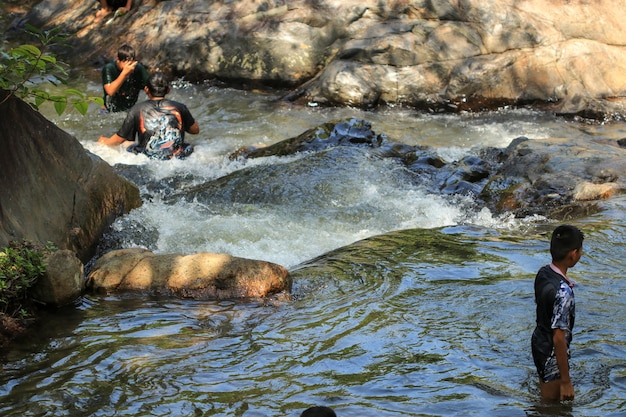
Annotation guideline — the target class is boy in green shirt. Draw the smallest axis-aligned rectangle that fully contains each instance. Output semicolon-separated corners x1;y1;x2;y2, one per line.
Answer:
101;44;149;112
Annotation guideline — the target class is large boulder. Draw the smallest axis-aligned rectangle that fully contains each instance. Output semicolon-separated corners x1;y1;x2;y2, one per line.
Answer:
15;0;626;116
295;0;626;115
0;90;142;262
86;248;292;299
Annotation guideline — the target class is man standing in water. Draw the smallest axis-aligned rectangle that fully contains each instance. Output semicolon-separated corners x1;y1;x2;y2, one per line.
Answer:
532;224;584;402
98;72;199;159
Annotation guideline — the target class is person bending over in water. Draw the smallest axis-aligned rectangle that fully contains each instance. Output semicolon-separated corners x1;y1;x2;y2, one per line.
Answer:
531;224;584;402
98;72;199;160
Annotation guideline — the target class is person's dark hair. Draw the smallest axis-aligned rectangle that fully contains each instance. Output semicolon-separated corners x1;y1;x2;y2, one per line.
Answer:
147;72;170;98
117;44;136;62
300;406;337;417
550;225;584;261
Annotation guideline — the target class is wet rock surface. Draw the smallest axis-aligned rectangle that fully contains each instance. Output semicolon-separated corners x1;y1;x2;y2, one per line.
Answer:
226;118;626;219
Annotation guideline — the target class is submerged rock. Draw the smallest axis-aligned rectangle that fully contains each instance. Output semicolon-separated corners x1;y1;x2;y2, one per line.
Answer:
229;118;496;201
228;119;626;219
482;136;626;218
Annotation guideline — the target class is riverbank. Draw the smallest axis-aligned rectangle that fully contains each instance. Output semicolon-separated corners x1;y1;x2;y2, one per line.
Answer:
9;0;626;117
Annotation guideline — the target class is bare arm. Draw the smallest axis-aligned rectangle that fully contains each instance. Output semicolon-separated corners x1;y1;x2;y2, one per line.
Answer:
104;60;137;96
98;133;133;148
121;0;133;11
187;121;200;135
553;328;574;401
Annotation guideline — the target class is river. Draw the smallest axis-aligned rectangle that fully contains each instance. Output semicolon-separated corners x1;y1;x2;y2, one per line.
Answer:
1;77;625;417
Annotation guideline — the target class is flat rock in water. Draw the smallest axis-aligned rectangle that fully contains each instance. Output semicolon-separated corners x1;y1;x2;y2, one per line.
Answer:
87;248;292;300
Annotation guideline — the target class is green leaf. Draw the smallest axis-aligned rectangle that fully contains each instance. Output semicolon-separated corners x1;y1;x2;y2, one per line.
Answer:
34;94;45;108
24;24;43;36
39;55;57;64
35;59;47;71
53;99;67;115
13;44;41;58
90;97;105;106
65;88;85;98
32;89;50;101
73;101;89;115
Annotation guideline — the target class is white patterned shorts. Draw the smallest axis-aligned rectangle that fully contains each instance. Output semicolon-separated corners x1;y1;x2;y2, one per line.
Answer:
541;355;561;383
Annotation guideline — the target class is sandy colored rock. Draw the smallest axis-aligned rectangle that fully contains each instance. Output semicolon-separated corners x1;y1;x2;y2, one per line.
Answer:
87;248;292;299
14;0;626;116
573;182;620;201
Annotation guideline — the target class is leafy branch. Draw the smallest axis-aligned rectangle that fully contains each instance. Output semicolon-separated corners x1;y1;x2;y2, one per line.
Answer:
0;24;103;115
0;240;55;318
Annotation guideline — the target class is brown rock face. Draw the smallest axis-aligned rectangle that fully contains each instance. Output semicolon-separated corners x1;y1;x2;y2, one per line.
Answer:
0;90;142;262
86;248;292;300
18;0;626;116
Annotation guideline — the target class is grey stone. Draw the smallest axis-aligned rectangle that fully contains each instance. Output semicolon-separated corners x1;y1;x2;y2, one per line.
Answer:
31;250;84;306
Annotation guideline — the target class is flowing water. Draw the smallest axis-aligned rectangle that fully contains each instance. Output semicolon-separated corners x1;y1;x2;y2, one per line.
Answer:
1;76;626;417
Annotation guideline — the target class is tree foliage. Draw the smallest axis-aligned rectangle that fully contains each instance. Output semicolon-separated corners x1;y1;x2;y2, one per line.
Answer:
0;24;103;115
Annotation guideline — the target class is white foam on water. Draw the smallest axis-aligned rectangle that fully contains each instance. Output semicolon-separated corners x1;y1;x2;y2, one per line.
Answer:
105;150;538;269
53;82;565;268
